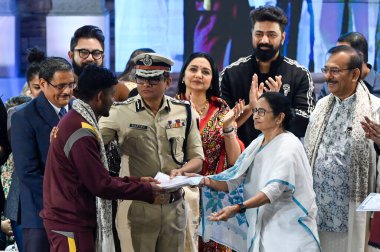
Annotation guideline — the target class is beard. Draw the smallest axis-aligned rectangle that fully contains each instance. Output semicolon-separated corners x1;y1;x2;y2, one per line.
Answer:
253;43;280;62
72;60;101;77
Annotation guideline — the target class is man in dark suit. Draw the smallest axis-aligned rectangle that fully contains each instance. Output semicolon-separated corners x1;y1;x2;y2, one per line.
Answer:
11;57;75;252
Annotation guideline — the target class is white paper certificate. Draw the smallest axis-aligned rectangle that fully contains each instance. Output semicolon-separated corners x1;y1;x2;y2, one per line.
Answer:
357;193;380;211
154;172;203;190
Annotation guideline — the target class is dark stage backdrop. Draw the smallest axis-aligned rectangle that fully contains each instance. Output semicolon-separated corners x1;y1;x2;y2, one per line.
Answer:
2;0;380;101
115;0;380;73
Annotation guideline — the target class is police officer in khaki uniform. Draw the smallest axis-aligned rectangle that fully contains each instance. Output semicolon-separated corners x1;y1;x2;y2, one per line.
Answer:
99;53;204;252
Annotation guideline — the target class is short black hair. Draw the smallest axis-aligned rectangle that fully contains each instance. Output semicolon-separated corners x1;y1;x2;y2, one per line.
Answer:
249;5;288;32
176;52;220;100
327;45;363;79
259;92;294;130
337;32;368;63
76;65;117;101
70;25;105;52
26;47;45;84
39;57;72;83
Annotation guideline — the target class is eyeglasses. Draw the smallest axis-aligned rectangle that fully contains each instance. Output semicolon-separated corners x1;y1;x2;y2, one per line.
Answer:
47;81;77;90
74;49;104;60
252;107;273;117
135;76;165;86
321;67;353;75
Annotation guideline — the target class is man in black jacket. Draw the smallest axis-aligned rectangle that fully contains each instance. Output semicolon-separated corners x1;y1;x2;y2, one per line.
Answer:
220;5;315;146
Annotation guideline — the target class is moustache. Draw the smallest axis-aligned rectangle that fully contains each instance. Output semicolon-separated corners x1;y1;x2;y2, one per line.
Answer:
58;94;72;99
83;62;97;68
258;44;274;50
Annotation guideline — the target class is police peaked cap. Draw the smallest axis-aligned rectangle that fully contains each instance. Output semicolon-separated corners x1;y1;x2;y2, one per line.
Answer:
133;53;174;78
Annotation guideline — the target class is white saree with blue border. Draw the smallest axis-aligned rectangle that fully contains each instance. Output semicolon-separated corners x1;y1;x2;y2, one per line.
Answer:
200;132;321;252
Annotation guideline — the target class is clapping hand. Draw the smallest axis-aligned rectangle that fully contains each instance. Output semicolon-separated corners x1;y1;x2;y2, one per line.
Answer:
360;116;380;145
249;74;264;110
223;99;245;128
264;75;282;93
249;74;283;110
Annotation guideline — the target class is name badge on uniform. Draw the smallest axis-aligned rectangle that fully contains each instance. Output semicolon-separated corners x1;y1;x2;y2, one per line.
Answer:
166;119;186;129
129;123;148;130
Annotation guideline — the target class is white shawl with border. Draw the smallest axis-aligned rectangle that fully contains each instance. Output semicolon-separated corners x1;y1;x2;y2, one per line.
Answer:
304;81;380;252
200;132;320;252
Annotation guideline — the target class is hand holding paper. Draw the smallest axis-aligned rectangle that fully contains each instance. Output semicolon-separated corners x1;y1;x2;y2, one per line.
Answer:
154;172;203;190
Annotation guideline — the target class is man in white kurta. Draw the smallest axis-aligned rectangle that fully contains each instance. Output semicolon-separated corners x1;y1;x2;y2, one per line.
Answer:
304;45;380;252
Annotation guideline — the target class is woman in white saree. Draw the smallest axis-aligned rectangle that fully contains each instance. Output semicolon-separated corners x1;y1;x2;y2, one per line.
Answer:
198;92;320;252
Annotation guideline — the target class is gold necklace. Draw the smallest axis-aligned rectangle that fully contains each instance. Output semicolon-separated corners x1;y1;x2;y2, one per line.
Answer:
197;100;209;116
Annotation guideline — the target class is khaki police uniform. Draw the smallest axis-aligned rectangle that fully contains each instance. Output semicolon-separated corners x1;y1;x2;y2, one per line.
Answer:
99;94;204;252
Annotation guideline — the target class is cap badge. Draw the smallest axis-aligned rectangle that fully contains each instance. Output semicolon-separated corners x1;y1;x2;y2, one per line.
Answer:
142;54;153;66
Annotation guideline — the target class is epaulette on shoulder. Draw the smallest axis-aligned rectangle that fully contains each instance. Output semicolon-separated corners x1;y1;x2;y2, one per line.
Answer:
113;97;135;106
170;98;190;106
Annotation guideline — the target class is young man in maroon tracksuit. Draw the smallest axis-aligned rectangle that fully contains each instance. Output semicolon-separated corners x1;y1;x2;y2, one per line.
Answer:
40;65;162;251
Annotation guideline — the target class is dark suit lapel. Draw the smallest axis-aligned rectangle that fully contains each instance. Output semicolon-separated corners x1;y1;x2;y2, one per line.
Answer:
35;92;59;127
68;98;75;110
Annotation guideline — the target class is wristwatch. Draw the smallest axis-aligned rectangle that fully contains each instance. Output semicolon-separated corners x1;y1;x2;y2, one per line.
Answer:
237;203;246;213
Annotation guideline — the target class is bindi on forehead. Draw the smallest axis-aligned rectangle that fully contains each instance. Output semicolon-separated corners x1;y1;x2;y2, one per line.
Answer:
189;64;211;70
